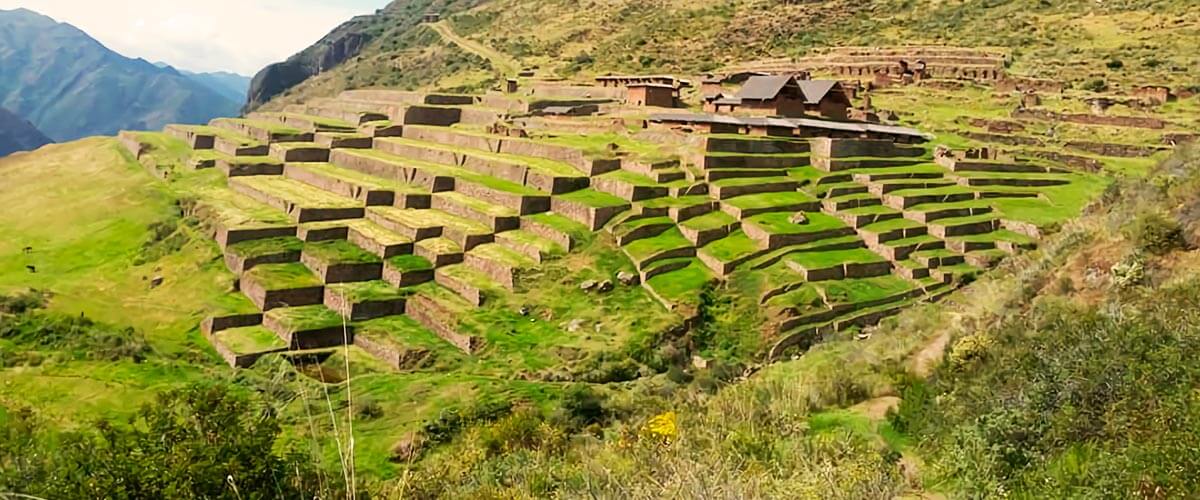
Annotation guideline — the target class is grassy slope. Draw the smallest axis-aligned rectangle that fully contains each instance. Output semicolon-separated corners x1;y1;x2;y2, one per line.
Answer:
263;0;1199;109
0;138;234;423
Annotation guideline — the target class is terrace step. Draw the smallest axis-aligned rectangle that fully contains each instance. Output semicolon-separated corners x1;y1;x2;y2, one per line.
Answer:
432;192;521;232
710;177;800;200
347;219;415;258
218;156;284;177
435;264;501;306
494;229;566;263
405;290;481;353
300;240;384;284
612;216;676;246
365;207;495;251
270;142;330;163
284;162;432;208
314;132;374;149
248;112;357;133
214;134;268;157
329;149;551;214
229;176;365;223
323;281;408;322
373;137;587;194
464;243;538;290
211;118;313;144
383;254;436;287
926;215;1001;238
263;306;351;350
414;237;466;267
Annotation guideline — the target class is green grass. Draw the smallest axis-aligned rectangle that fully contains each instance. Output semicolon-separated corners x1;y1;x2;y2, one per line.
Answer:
815;275;917;305
345;149;544;196
436;192;519;216
303;240;382;265
645;259;714;304
215;326;287;354
638;195;713;210
723;191;817;210
386;254;434;273
468;243;536;268
788;248;888;270
622;227;693;262
523;212;591;241
379;137;582;178
214;118;304;136
744;211;846;235
243;263;323;289
231;177;360;208
326;280;410;303
265;305;347;331
556;188;629;208
699;230;762;262
369;207;491;234
680;210;737;231
226;237;304;259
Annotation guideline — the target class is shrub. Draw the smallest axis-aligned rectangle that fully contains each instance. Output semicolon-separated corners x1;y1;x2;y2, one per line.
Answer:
1105;58;1124;70
1081;79;1109;92
561;384;606;426
1123;211;1185;254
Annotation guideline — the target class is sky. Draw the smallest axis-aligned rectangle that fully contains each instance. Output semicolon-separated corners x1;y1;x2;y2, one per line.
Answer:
1;0;386;75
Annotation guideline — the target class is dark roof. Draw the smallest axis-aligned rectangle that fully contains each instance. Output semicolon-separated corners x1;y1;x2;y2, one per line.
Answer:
796;80;840;105
734;75;797;101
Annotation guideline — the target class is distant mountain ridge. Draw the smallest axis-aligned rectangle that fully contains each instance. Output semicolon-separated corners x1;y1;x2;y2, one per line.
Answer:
0;8;241;142
155;62;251;104
0;106;51;156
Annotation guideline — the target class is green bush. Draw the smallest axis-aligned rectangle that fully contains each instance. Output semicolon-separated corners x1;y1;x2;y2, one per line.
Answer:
1123;211;1185;254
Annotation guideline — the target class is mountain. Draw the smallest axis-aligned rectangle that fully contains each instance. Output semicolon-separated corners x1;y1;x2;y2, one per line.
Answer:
0;8;241;142
0;106;52;156
154;63;251;104
249;0;1200;111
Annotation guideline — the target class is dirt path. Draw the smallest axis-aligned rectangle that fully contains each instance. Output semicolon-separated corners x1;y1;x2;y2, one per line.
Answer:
428;21;519;76
912;331;952;378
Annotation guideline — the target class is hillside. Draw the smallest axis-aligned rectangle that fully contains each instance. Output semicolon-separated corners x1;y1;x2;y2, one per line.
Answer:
0;107;52;156
0;8;241;141
1;1;1199;497
253;0;1199;111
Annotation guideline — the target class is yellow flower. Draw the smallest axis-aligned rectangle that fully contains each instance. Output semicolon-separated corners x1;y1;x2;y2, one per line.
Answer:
646;411;678;442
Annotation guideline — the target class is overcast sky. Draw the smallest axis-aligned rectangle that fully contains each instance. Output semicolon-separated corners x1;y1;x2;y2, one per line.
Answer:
1;0;386;75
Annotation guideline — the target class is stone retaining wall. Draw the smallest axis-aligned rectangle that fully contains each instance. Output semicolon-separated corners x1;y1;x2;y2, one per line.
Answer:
323;290;405;321
1065;141;1167;158
711;180;799;200
242;277;324;311
353;333;432;370
270;144;330;162
297;224;349;242
700;155;808;170
224;249;301;275
464;253;521;290
382;262;434;287
301;253;383;283
1011;108;1166;129
551;197;629;230
213;225;297;249
215;137;269;157
703;137;809;154
219;159;283;177
265;318;351;350
397;106;463;126
520;218;575;251
810;138;925;159
328;149;455;193
165;125;215;149
201;313;263;336
432;195;520;232
284;164;395;206
407;294;481;353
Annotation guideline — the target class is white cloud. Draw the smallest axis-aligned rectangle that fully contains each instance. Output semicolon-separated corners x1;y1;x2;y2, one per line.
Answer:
1;0;385;75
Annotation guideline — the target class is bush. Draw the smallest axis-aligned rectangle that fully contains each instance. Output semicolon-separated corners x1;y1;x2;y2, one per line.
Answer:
1081;79;1109;92
561;384;606;426
1105;58;1124;70
1123;211;1185;254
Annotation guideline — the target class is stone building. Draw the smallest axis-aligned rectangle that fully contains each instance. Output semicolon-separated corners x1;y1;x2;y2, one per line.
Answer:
626;83;677;107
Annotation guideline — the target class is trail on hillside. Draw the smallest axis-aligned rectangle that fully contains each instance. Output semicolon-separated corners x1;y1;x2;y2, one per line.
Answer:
428;21;519;76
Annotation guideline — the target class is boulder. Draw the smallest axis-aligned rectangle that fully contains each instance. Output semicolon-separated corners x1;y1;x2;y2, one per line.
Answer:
790;211;810;225
617;271;639;286
567;319;585;333
389;432;426;463
597;280;615;293
580;280;598;291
